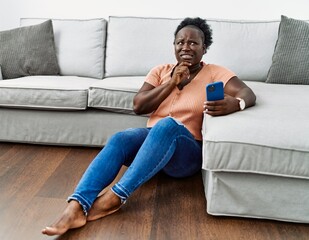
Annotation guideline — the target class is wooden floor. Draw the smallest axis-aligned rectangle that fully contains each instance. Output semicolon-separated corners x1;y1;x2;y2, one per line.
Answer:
0;143;309;240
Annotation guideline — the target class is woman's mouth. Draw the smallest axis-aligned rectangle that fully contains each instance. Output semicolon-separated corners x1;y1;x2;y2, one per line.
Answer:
180;54;193;60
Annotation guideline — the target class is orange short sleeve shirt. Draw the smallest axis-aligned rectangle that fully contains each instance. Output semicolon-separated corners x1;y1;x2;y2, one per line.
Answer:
145;62;235;140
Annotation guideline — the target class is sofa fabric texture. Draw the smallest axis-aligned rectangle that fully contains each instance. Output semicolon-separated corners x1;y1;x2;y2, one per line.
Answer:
266;15;309;84
0;20;59;79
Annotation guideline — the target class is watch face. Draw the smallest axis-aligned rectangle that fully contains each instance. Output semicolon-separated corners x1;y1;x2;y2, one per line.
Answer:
239;99;245;110
237;98;245;110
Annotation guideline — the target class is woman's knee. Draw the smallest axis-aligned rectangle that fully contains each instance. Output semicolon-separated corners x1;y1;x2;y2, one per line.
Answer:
108;128;147;146
152;117;185;135
156;116;183;127
108;131;129;147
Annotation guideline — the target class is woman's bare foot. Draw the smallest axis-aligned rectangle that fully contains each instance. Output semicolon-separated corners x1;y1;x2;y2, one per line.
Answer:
87;189;123;221
41;200;87;236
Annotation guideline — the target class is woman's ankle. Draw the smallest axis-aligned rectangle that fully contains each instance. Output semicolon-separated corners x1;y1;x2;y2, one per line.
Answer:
87;190;124;221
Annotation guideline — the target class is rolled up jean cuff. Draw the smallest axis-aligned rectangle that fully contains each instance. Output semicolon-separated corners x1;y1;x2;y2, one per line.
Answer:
67;194;92;216
111;184;129;203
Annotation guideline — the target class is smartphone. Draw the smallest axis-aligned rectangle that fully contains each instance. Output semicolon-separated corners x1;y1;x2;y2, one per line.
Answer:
206;81;224;101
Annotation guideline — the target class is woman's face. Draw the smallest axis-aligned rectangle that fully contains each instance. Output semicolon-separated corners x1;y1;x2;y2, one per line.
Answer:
174;26;206;66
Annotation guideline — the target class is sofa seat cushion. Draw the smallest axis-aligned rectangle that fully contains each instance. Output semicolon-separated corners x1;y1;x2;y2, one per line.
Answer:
88;76;144;114
0;76;98;110
202;81;309;179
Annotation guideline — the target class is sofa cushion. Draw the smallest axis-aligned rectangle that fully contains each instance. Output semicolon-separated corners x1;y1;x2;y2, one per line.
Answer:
0;20;60;79
266;15;309;84
88;76;144;114
206;19;279;82
105;16;180;77
20;18;107;79
0;76;98;110
105;16;280;82
202;81;309;179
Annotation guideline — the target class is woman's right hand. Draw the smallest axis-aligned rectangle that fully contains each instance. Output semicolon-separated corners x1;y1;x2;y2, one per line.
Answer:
171;62;191;85
133;62;192;115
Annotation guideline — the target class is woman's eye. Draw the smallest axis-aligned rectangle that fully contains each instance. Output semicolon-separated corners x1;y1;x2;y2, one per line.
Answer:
176;41;198;46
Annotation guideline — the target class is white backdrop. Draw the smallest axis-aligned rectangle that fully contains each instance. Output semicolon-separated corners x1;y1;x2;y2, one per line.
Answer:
0;0;308;31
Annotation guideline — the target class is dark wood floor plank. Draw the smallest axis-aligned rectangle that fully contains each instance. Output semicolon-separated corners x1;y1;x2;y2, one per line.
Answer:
36;147;100;198
0;145;69;205
0;143;35;177
0;143;309;240
1;196;66;240
149;172;210;240
0;144;72;240
0;142;15;157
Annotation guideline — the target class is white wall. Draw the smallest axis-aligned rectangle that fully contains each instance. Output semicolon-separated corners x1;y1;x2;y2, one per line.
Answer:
0;0;308;31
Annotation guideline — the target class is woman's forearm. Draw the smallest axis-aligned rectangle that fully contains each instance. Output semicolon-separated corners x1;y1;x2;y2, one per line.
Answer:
133;80;178;115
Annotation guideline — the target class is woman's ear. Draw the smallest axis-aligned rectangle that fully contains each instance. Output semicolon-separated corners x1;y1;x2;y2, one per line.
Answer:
203;44;207;54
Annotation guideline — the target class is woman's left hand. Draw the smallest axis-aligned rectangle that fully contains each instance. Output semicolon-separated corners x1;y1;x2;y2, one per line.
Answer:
203;94;240;116
204;76;256;116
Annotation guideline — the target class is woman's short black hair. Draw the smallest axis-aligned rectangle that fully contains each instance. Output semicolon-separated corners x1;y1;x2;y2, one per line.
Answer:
174;17;213;49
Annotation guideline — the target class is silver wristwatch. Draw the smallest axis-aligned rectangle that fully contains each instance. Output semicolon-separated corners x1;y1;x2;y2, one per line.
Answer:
236;97;246;111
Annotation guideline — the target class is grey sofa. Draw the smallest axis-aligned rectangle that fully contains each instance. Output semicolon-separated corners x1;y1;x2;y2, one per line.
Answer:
0;16;308;223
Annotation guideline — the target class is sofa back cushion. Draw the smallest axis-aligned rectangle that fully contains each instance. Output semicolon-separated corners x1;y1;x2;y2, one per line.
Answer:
105;16;180;78
20;18;107;79
206;19;280;82
105;16;280;82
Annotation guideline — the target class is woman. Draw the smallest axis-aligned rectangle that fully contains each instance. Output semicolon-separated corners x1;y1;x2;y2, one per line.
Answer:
42;17;256;236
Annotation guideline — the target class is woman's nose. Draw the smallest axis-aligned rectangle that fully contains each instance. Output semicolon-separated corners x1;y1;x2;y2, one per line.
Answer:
182;42;191;50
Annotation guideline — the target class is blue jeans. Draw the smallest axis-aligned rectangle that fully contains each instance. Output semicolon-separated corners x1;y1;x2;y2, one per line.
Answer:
68;117;202;214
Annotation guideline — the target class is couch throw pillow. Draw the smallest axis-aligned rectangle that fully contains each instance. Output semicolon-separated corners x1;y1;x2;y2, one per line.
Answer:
0;20;60;79
266;15;309;84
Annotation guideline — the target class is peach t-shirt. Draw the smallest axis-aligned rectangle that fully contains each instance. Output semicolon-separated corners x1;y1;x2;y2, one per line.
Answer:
145;62;235;140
